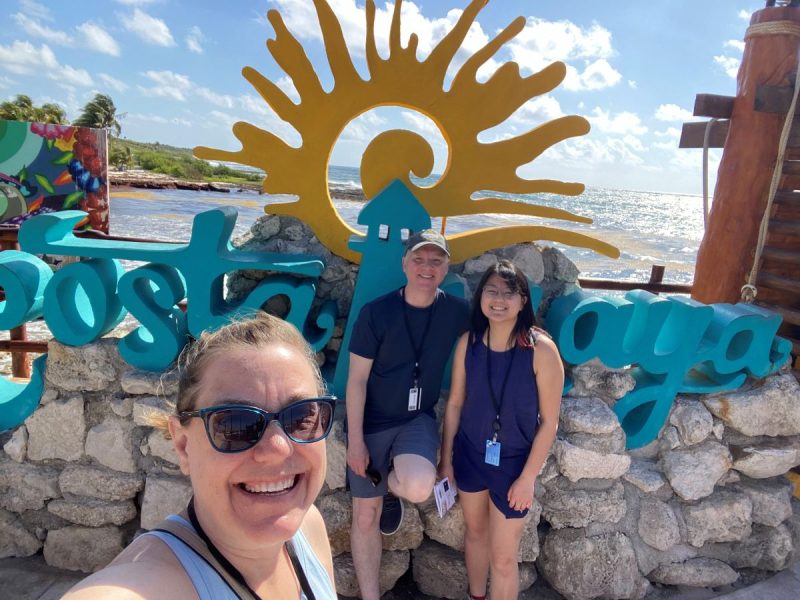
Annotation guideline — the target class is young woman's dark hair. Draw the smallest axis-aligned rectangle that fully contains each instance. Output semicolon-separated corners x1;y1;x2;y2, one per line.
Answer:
469;259;538;348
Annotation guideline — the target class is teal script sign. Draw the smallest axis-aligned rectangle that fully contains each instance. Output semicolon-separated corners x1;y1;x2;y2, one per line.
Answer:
0;181;791;448
546;289;791;448
0;207;336;429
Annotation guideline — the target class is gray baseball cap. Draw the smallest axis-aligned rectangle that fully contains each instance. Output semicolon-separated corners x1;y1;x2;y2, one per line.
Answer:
405;229;450;256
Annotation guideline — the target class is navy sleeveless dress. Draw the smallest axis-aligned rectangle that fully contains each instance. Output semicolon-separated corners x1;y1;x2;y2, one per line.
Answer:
452;336;539;518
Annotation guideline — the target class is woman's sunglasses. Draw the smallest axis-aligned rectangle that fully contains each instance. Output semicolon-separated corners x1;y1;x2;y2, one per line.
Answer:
179;397;337;453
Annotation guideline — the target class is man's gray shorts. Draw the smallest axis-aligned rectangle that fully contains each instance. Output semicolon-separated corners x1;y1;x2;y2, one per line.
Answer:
347;413;439;498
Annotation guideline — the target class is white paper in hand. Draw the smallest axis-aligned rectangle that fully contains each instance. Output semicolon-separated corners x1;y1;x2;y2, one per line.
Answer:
434;477;457;518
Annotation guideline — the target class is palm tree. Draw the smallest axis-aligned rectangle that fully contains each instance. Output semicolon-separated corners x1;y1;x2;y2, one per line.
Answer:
0;94;67;123
73;94;122;136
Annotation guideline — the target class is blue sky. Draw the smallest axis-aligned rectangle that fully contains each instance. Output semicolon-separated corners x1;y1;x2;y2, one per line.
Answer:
0;0;764;194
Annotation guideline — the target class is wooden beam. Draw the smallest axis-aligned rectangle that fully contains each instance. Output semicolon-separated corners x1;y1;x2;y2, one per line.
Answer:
679;120;730;148
0;339;48;353
694;94;735;118
578;278;692;295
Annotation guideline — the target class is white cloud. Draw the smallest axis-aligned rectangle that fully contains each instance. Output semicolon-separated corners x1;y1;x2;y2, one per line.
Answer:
12;13;74;46
738;9;752;20
274;75;300;102
122;8;176;47
654;127;681;139
714;55;740;78
99;73;129;92
239;93;273;116
588;107;647;135
0;40;92;86
19;0;53;21
628;80;637;89
0;75;17;89
563;59;622;91
655;103;693;122
186;26;205;54
77;22;121;56
128;112;192;127
196;87;235;108
139;70;192;100
513;95;565;123
724;39;745;53
115;0;161;5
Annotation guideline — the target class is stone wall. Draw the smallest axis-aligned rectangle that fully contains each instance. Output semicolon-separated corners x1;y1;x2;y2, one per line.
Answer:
1;214;799;599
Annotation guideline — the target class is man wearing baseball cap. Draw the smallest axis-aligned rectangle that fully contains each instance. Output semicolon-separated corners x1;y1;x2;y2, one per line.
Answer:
346;228;469;600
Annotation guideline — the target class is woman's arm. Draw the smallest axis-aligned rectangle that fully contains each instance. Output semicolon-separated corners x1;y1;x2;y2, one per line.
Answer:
302;504;335;585
438;333;469;484
507;335;564;512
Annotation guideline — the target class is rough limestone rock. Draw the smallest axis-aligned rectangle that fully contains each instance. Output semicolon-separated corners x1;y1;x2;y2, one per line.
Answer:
419;497;465;551
132;396;173;427
502;243;545;283
109;397;133;418
734;477;793;527
541;478;626;529
45;339;123;392
315;491;351;556
85;418;137;473
324;420;346;491
0;461;60;512
59;465;144;501
518;503;543;562
24;395;85;462
661;441;731;501
638;497;680;551
0;509;41;558
140;475;192;529
542;247;580;283
564;429;626;454
669;398;713;446
623;459;668;494
412;541;473;600
463;253;497;276
47;498;137;527
567;362;636;403
333;550;409;598
554;439;630;482
539;529;648;600
43;525;125;572
683;492;752;547
145;431;179;465
559;397;621;435
699;523;794;571
730;438;800;479
121;368;178;396
382;502;424;552
703;374;800;437
3;426;27;463
648;558;738;587
659;426;681;454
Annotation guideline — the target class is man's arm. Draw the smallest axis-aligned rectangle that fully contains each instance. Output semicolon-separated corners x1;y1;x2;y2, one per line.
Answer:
346;352;374;478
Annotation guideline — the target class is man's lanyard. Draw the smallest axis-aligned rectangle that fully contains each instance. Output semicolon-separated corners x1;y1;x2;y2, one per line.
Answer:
401;287;436;388
187;498;317;600
486;328;517;443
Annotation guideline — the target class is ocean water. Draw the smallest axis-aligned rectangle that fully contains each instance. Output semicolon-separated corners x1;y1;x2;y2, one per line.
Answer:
112;164;705;284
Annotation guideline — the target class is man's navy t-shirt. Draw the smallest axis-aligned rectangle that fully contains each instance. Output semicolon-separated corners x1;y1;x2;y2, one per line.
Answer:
349;288;470;433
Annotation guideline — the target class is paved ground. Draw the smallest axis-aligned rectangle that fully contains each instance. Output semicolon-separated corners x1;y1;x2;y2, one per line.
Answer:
2;554;799;599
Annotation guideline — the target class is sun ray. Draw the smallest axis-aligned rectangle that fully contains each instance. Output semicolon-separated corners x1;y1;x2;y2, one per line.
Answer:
194;0;619;264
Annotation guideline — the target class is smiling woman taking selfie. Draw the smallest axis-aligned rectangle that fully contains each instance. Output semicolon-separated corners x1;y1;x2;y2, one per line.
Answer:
64;314;338;600
439;260;564;600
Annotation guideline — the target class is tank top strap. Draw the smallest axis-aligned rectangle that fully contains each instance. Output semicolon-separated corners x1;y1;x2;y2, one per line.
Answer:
289;528;338;600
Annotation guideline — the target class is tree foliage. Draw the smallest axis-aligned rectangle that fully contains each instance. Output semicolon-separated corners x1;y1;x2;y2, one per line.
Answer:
73;94;122;136
0;94;68;124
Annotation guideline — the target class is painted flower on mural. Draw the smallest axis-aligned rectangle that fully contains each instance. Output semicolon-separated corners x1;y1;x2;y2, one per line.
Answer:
30;122;74;141
195;0;619;264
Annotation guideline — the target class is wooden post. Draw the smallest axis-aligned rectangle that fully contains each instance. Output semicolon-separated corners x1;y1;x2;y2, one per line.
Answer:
10;324;30;379
692;6;800;303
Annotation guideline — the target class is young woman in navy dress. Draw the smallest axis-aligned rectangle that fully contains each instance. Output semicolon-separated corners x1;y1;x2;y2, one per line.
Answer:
439;260;564;600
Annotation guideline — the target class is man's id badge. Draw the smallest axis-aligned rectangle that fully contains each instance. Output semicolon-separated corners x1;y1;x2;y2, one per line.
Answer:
484;439;501;466
408;387;421;411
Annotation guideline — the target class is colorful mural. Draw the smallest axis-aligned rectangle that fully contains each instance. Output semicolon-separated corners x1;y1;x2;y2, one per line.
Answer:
0;119;109;232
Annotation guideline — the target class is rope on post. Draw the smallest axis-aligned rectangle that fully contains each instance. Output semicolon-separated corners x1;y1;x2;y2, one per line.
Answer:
741;49;800;302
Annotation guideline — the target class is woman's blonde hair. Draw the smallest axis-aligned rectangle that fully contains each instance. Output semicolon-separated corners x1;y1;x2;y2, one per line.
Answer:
150;313;324;433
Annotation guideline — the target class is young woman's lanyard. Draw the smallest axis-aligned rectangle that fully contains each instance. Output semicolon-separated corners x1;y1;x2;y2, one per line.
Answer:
401;287;435;411
187;498;317;600
486;327;517;449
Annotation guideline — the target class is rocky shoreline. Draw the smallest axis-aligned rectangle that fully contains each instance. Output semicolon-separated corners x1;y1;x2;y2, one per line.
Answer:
108;169;368;202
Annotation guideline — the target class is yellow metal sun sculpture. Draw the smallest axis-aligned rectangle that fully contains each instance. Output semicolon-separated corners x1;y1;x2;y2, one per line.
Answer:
194;0;619;264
